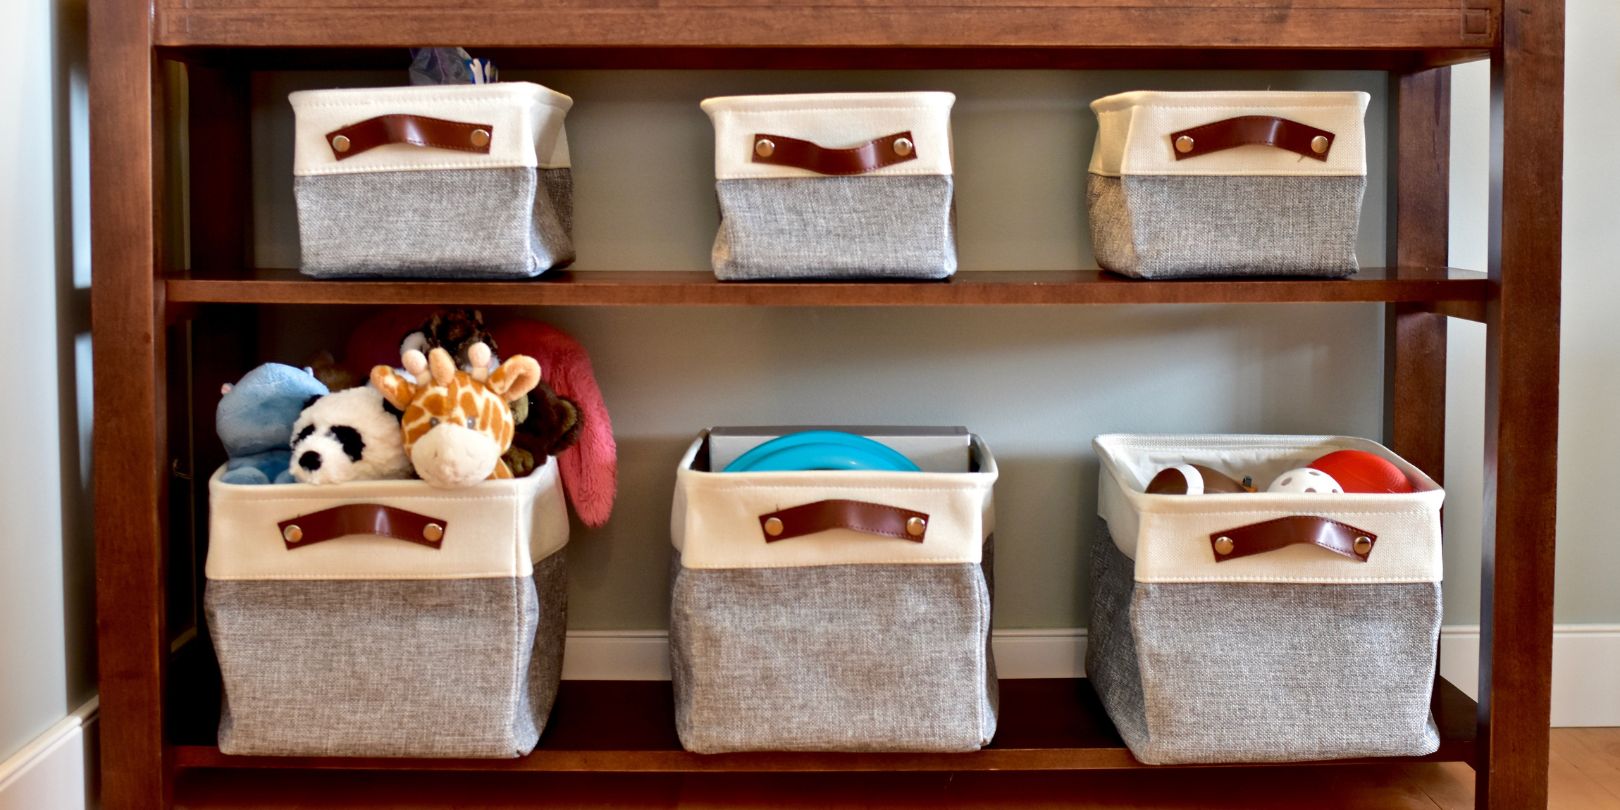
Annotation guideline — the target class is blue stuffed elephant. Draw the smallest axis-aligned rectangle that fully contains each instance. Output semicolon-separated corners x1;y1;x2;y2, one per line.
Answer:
216;363;329;485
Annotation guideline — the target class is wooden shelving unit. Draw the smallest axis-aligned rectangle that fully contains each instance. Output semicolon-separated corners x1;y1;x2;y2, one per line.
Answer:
89;1;1564;807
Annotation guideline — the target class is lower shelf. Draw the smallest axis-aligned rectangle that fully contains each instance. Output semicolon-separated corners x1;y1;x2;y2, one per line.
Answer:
171;677;1477;772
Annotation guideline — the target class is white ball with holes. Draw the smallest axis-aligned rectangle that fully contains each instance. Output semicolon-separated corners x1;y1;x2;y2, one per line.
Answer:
1265;467;1344;495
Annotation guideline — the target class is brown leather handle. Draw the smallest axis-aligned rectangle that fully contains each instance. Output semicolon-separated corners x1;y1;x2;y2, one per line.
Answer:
1169;116;1336;162
759;499;929;543
750;131;918;176
325;114;495;161
1210;515;1376;563
277;504;448;550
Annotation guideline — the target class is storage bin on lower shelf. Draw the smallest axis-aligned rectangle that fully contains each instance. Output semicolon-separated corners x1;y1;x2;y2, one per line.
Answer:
1087;434;1444;765
668;429;999;753
203;459;569;758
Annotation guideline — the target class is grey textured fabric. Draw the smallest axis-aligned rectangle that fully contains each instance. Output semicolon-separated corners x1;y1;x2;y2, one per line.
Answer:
295;167;574;279
540;168;574;238
1087;173;1364;279
670;542;996;753
1086;524;1441;764
712;175;957;280
206;548;567;758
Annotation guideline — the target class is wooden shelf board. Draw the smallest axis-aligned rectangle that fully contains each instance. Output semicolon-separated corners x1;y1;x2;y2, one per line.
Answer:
165;268;1489;308
154;3;1497;58
165;45;1492;72
169;677;1477;773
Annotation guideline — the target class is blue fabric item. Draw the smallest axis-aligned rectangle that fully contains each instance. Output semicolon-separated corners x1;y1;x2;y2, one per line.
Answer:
722;431;920;473
216;364;328;485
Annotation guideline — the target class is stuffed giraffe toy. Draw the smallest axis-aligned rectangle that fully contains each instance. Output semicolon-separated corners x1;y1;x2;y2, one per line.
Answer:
371;342;541;488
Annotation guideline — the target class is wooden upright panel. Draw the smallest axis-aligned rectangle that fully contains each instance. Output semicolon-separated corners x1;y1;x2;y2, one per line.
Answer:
1385;68;1452;483
1477;1;1564;807
89;0;169;806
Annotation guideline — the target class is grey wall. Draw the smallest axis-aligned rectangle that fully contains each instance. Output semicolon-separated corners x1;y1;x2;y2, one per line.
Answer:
0;0;93;760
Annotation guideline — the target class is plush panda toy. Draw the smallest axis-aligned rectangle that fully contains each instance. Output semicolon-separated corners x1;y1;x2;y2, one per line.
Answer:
288;386;413;485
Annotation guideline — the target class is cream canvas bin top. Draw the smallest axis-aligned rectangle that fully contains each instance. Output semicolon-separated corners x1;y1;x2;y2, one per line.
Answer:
1095;434;1443;585
701;92;956;181
1089;90;1370;178
206;457;568;581
672;431;996;570
290;82;572;177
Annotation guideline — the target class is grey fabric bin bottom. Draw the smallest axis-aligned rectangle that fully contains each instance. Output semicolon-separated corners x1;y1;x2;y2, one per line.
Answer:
1085;523;1439;765
1087;173;1363;279
206;548;567;758
295;167;574;279
713;175;957;280
670;541;996;753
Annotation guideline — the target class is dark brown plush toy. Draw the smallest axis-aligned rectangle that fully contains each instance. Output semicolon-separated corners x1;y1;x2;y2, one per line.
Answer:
503;381;583;476
400;308;500;372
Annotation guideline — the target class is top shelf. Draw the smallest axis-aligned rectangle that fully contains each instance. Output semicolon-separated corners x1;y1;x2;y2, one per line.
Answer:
156;1;1497;69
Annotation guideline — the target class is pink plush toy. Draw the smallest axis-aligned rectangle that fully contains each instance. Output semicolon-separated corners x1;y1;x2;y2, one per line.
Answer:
491;319;617;528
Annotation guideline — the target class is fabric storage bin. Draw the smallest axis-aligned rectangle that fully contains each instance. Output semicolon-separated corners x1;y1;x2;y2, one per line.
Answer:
1087;91;1369;279
204;458;569;758
290;82;574;279
700;92;958;280
669;430;998;752
1087;434;1443;765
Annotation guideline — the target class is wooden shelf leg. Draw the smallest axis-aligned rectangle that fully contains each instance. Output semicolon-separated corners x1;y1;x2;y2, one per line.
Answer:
89;0;169;806
1477;1;1565;807
1385;67;1451;483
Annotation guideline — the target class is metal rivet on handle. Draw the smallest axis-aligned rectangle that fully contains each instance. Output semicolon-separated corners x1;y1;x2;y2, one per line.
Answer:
330;135;351;153
1175;135;1195;154
1311;135;1330;154
905;517;927;537
1214;535;1234;555
754;138;775;158
893;137;914;157
423;523;445;543
283;525;303;544
470;129;491;148
764;517;784;537
1354;535;1373;555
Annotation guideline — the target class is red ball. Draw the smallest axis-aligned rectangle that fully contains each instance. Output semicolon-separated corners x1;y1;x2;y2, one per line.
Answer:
1308;450;1415;494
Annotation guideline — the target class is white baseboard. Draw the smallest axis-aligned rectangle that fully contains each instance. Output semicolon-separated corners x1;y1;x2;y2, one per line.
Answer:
560;630;673;680
0;698;98;810
560;625;1620;727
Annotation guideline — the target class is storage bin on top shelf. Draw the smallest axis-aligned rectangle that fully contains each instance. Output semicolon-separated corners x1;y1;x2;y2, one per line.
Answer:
701;92;959;280
1087;434;1444;765
669;428;998;753
1087;91;1370;279
204;459;569;758
290;82;574;279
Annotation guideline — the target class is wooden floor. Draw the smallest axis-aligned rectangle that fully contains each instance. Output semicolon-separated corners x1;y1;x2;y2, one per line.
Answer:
174;728;1620;809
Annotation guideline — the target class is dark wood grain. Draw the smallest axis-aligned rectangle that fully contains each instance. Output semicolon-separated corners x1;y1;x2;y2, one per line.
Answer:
168;45;1493;73
163;268;1491;308
153;3;1496;52
168;678;1476;773
1384;68;1452;485
89;0;169;806
1476;0;1564;807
